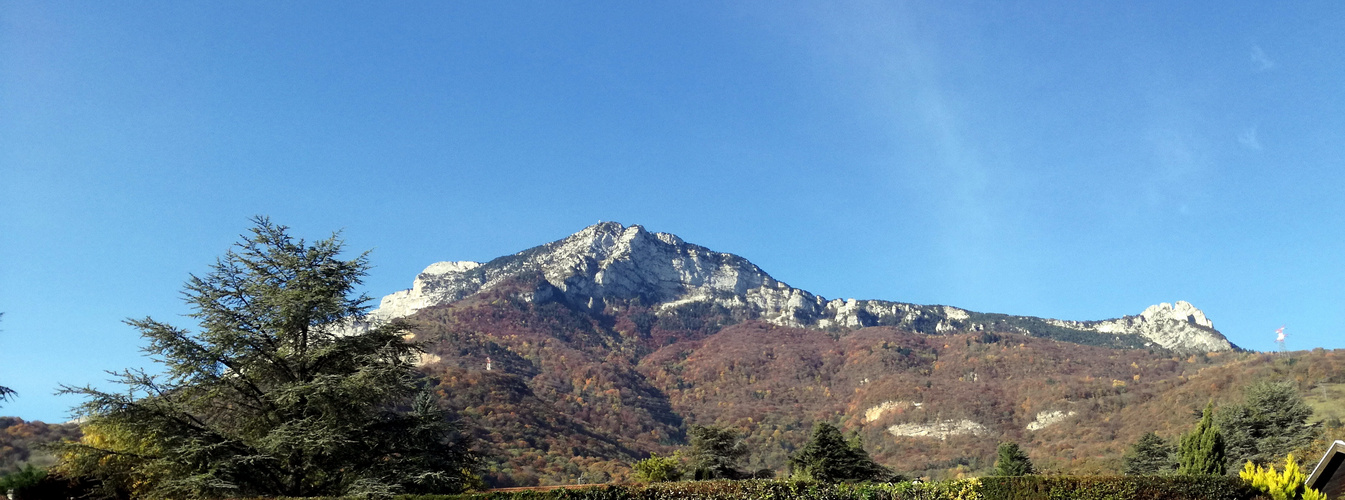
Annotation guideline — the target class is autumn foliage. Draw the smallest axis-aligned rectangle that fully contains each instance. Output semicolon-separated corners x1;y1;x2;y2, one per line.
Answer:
395;277;1345;486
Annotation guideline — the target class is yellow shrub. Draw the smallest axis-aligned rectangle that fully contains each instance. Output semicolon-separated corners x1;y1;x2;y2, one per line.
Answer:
1239;453;1328;500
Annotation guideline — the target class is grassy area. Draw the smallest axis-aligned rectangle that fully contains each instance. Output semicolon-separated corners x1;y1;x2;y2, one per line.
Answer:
1304;382;1345;423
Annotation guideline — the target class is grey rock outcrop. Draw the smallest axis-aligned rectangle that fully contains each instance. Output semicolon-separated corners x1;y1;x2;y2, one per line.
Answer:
364;222;1236;354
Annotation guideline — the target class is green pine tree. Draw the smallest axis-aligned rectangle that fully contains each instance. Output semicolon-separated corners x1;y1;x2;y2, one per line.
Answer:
1123;431;1177;475
1178;401;1227;475
55;218;478;498
994;441;1035;476
789;423;893;482
1217;380;1319;468
686;425;748;480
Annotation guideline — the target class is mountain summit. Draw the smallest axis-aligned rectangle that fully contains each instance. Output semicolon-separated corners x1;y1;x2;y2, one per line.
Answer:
365;222;1234;354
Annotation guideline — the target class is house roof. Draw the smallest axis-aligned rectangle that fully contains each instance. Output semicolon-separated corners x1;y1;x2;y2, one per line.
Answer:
1307;440;1345;492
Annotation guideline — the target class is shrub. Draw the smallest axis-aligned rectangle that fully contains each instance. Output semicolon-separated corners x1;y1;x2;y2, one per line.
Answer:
0;463;46;492
424;476;1261;500
979;475;1260;500
631;453;682;483
1239;453;1326;500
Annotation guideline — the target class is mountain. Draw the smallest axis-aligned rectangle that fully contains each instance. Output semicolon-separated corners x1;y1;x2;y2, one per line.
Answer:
0;417;81;475
341;223;1317;487
364;222;1234;354
396;291;1341;486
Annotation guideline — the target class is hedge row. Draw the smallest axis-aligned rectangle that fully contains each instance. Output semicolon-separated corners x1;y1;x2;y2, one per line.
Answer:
977;476;1263;500
398;476;1264;500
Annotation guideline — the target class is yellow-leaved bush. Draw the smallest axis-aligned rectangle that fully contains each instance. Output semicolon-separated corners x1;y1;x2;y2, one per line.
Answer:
1239;453;1328;500
54;420;164;498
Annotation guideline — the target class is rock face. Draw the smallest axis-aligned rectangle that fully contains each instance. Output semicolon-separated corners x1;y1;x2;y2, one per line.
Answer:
864;401;922;423
1044;301;1230;354
364;222;1236;354
1026;410;1078;431
887;420;988;440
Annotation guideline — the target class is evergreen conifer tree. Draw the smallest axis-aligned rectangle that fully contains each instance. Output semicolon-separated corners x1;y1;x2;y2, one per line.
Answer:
55;218;477;498
686;425;748;480
1123;431;1176;475
994;441;1034;476
1178;402;1227;475
789;423;893;482
1217;380;1319;468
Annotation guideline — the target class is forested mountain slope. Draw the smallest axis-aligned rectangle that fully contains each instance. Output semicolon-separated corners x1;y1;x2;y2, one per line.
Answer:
399;278;1343;486
0;418;81;475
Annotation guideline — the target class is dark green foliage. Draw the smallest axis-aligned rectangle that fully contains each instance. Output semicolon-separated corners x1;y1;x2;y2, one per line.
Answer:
1178;402;1227;475
1122;432;1175;475
56;218;477;498
1216;380;1318;468
422;476;1261;500
0;463;46;492
686;425;748;480
960;312;1158;351
656;301;744;337
0;473;98;500
978;475;1261;500
994;442;1034;476
788;423;893;482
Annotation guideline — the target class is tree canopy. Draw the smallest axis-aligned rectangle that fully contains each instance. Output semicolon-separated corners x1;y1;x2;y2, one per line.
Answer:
630;453;682;483
1217;380;1318;468
55;218;476;498
994;441;1034;476
1123;431;1176;475
686;425;748;480
788;423;893;482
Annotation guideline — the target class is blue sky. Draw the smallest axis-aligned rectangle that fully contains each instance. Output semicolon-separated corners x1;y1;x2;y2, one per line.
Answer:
3;2;1343;421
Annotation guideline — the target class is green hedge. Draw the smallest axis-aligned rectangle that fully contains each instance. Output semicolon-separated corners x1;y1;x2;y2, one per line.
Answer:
396;476;1263;500
977;476;1263;500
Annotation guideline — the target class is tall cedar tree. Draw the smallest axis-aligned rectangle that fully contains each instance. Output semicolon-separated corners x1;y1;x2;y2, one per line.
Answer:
1217;380;1319;468
994;441;1034;476
686;425;748;480
1179;402;1227;475
1123;432;1176;475
55;218;476;498
788;423;893;482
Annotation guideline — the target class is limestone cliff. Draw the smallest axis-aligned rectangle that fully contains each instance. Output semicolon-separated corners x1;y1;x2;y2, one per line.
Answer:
363;222;1235;354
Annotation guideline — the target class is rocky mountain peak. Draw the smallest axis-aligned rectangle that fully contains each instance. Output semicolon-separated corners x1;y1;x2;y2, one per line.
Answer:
1140;301;1214;329
360;223;1237;354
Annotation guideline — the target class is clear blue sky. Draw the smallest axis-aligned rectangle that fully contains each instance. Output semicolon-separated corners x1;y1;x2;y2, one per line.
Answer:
3;2;1343;422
